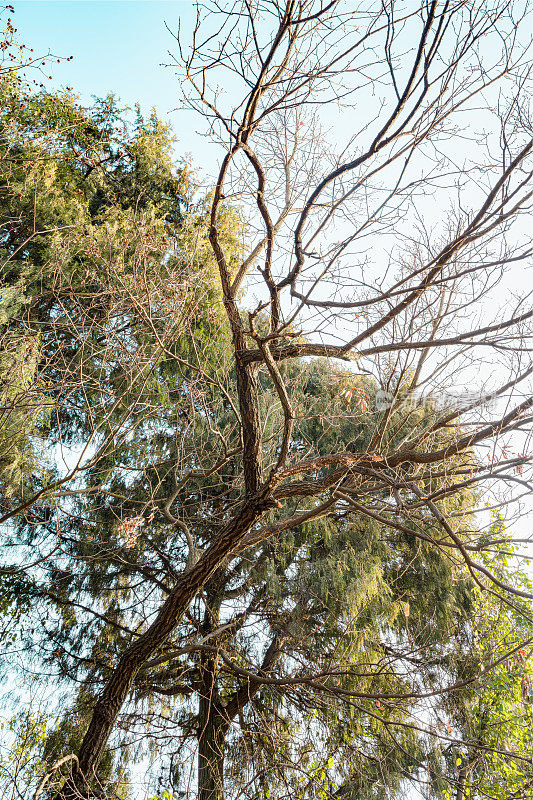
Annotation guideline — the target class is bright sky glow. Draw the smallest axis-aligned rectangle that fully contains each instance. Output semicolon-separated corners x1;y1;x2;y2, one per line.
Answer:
13;1;218;170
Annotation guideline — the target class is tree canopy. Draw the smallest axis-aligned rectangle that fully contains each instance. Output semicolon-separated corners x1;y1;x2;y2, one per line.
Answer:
1;3;533;800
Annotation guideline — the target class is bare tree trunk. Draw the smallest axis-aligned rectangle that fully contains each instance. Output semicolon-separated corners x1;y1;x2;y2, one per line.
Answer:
197;698;228;800
56;489;275;799
455;761;473;800
196;585;228;800
234;345;262;495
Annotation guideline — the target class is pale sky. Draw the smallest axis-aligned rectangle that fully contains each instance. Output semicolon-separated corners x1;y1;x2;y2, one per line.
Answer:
12;1;218;171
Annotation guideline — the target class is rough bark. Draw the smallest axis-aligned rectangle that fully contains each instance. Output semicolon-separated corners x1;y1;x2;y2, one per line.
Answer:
56;488;277;799
197;655;228;800
196;586;227;800
234;352;262;494
196;632;285;800
198;708;227;800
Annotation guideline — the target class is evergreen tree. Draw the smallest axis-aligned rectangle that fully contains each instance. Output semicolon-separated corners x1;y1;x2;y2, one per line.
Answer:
1;84;484;793
0;69;240;797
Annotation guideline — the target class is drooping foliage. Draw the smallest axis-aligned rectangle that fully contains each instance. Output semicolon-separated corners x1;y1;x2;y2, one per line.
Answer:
0;69;239;794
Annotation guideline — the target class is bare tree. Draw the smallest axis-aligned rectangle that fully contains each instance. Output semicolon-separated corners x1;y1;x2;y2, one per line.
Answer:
2;1;533;798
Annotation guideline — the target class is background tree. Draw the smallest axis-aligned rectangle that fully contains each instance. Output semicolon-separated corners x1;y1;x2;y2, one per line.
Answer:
0;698;49;800
0;61;242;797
0;2;75;496
438;515;533;800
